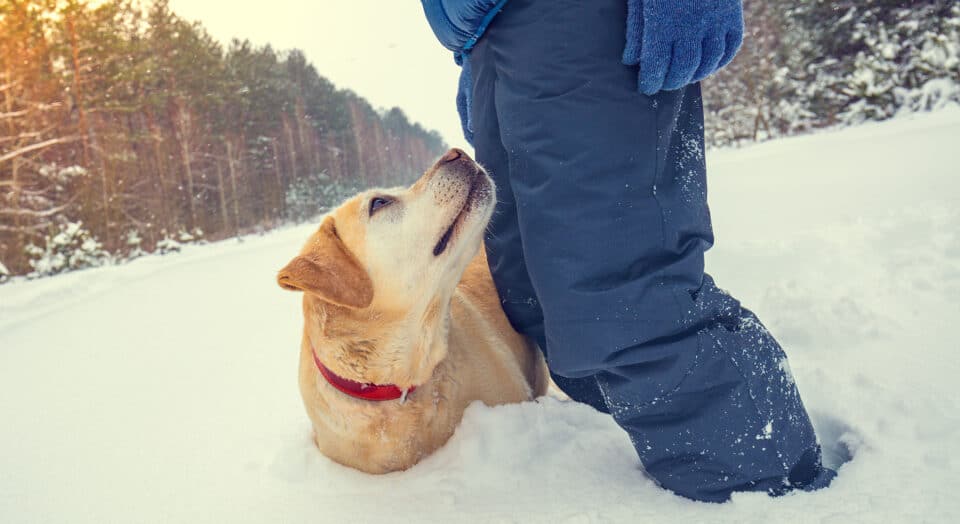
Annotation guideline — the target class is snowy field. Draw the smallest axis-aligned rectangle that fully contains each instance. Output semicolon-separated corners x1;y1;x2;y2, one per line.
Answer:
2;109;959;523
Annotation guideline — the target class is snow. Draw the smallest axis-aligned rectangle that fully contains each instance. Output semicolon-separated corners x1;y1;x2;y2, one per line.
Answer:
2;109;960;523
23;221;111;277
899;78;960;114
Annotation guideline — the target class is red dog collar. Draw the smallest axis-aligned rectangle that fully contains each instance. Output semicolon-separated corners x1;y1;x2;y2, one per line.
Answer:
312;347;415;402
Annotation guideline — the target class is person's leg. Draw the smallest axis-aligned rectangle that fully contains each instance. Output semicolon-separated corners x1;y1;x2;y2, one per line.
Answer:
469;35;609;413
480;0;833;502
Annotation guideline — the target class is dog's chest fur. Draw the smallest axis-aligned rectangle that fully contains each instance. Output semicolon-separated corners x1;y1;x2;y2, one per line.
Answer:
298;335;464;473
297;284;538;474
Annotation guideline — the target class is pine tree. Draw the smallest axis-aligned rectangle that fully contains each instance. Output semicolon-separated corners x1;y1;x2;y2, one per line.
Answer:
0;0;447;279
704;0;960;146
790;0;960;125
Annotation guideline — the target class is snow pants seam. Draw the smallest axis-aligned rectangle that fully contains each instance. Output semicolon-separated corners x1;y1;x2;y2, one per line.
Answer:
598;329;707;411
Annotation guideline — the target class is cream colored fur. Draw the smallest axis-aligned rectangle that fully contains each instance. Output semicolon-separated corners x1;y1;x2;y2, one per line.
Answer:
278;149;548;473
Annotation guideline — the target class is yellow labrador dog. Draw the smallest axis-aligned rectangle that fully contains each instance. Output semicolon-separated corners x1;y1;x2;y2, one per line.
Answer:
277;148;548;473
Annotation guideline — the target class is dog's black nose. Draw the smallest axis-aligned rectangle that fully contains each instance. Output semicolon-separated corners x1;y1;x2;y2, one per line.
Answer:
439;148;464;164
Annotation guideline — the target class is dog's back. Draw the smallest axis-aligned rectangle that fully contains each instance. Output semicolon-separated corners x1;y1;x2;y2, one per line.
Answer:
454;249;548;400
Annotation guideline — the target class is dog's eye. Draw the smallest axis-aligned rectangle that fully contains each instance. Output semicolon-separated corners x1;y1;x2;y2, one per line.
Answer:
369;197;393;216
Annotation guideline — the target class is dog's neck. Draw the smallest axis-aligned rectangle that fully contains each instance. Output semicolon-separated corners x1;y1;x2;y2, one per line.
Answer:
312;291;455;390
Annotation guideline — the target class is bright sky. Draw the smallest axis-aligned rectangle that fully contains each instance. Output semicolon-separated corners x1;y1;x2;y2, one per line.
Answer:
168;0;466;149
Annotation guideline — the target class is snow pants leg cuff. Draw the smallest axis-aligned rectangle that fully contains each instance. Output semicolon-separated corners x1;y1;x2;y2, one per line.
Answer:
596;297;831;502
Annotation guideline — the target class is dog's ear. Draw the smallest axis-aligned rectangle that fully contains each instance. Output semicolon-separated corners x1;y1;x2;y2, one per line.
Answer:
277;217;373;309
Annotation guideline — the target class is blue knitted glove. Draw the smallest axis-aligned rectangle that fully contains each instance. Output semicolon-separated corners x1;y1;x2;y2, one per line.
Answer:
623;0;744;95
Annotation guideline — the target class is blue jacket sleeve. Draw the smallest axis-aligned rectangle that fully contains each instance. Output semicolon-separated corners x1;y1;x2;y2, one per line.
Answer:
420;0;509;53
422;1;508;144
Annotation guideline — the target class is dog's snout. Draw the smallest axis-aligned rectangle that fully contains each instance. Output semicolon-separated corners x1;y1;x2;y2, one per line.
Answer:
439;148;465;164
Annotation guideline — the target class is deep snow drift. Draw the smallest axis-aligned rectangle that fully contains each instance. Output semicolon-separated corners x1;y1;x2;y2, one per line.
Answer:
2;109;959;523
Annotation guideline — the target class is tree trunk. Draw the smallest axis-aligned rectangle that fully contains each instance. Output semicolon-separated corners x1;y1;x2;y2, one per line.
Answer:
175;101;197;230
294;98;313;175
225;139;241;235
151;124;170;236
214;156;230;234
282;116;297;180
65;12;90;166
93;127;112;249
271;138;285;219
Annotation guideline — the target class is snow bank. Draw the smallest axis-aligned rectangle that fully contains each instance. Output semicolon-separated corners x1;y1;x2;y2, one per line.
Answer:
2;109;959;523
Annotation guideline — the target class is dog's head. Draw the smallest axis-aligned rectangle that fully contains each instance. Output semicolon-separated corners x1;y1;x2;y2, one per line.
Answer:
277;148;495;387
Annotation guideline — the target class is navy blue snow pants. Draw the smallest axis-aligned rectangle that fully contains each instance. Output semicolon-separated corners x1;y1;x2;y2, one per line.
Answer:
469;0;834;502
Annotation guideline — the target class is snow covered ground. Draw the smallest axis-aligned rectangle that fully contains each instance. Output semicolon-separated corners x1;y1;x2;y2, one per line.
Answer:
2;109;959;523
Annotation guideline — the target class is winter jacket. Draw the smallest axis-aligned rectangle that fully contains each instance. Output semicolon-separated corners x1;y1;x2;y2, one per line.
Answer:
421;0;509;55
420;0;744;142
